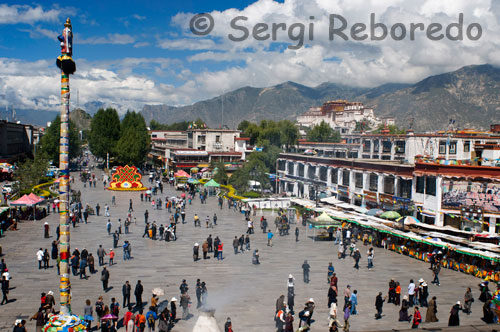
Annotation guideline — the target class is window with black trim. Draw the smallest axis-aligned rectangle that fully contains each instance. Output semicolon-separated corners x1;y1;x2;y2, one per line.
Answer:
342;169;350;186
384;176;395;195
464;141;470;152
449;141;457;154
331;168;338;184
355;173;363;188
416;176;425;194
439;141;446;154
425;176;436;196
369;174;378;191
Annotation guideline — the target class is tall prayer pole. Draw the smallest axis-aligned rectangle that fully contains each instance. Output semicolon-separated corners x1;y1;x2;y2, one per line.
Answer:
57;17;76;315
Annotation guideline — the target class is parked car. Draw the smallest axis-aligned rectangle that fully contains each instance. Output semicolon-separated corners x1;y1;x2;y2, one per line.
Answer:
2;181;18;194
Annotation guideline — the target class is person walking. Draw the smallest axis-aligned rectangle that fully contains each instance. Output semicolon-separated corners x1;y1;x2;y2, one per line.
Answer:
224;317;233;332
448;301;463;326
95;296;105;330
302;260;310;283
408;279;416;307
352;248;361;269
180;292;191;320
36;248;44;269
267;230;274;247
146;306;158;332
105;203;110;217
113;231;119;248
350;290;358;315
43;249;50;269
44;222;50;238
202;241;209;259
217;241;223;260
295;227;299;241
375;292;386;320
367;247;374;269
95;203;100;216
107;220;112;235
101;266;110;291
83;299;94;331
193;243;199;261
412;307;422;328
123;281;131;308
464;287;473;314
1;275;8;305
135;280;144;308
432;264;441;286
232;236;239;255
97;245;106;266
426;296;438;322
108;249;115;266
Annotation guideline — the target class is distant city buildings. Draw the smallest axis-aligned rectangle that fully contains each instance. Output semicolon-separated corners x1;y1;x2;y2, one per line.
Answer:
277;126;500;232
0;120;36;162
150;128;252;172
296;99;394;134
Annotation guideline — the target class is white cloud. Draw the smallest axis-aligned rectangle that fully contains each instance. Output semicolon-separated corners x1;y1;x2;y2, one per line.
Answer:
2;0;500;115
157;38;218;50
132;14;146;21
0;4;68;24
79;33;136;45
0;57;182;113
168;0;500;94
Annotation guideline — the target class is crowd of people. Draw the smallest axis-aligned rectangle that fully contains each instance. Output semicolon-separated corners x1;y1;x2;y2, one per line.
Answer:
1;161;499;332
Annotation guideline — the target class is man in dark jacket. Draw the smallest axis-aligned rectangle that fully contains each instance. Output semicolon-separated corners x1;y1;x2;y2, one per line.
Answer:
122;280;131;307
375;292;386;319
101;266;110;291
233;236;239;255
97;245;106;266
135;280;144;308
302;260;310;283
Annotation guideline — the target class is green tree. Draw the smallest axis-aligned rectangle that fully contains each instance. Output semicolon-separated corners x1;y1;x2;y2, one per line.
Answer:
38;115;81;163
279;120;299;151
14;155;49;193
307;121;341;143
247;158;270;193
212;162;229;185
229;166;250;194
115;111;151;165
89;108;121;160
354;118;373;132
374;124;406;134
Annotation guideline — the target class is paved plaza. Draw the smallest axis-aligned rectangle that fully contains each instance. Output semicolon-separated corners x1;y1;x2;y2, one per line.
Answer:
0;171;494;331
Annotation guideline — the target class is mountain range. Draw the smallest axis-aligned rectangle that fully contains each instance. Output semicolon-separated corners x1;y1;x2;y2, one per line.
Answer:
141;64;500;131
3;64;499;131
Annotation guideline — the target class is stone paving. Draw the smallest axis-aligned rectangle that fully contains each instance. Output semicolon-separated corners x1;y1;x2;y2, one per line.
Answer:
0;171;494;331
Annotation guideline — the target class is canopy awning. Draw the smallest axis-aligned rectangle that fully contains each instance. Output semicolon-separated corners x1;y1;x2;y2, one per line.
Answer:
174;170;191;178
204;179;220;187
10;194;42;206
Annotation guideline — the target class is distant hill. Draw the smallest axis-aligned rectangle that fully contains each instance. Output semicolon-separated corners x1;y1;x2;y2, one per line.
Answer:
358;64;500;131
141;64;500;131
69;108;92;131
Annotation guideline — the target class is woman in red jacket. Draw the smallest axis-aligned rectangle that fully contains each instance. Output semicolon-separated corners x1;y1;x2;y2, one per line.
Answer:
412;306;422;329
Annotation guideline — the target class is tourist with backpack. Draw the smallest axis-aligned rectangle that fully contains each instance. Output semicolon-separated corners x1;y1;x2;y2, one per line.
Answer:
95;296;105;330
135;309;146;332
110;297;120;328
146;306;158;332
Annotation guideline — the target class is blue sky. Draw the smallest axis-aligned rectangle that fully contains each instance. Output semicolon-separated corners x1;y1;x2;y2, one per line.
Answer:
0;0;498;114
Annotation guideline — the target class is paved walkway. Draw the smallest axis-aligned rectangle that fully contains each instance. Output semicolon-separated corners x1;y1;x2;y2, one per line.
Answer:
0;171;495;331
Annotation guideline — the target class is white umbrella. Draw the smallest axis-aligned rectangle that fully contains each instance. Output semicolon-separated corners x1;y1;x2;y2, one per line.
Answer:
152;288;165;296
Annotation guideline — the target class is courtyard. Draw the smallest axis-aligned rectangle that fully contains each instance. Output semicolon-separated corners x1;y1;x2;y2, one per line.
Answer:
0;170;491;331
